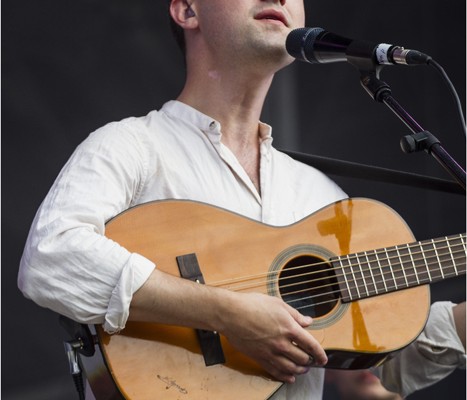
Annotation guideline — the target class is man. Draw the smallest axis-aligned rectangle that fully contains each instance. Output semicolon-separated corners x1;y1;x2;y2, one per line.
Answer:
18;1;465;399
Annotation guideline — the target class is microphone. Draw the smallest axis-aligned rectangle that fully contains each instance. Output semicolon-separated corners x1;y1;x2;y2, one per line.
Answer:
286;27;431;70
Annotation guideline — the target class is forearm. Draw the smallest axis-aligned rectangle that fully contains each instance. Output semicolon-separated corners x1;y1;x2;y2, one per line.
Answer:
128;268;328;383
129;268;232;332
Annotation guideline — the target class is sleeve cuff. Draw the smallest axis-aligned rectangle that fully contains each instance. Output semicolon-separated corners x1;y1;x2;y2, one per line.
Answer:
377;301;466;397
103;253;155;333
416;301;466;367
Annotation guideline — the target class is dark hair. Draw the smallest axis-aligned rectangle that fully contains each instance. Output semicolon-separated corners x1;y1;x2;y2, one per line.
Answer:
167;1;186;55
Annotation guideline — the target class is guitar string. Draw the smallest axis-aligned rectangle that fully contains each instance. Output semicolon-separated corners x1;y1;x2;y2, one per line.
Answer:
287;265;464;305
208;235;466;289
209;246;466;295
232;267;465;312
292;263;467;311
209;236;466;291
223;253;466;300
291;269;465;311
223;268;466;312
257;251;467;295
219;252;466;298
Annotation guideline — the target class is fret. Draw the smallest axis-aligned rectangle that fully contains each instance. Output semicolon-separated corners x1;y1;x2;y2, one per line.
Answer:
348;254;362;299
461;234;467;275
420;238;456;282
414;241;432;283
434;237;457;279
406;243;420;285
373;248;388;293
436;235;465;278
363;251;378;296
419;239;442;282
387;246;409;290
381;247;395;291
395;245;409;287
336;257;353;302
448;234;467;276
355;253;370;297
431;239;444;279
335;234;466;304
446;236;458;275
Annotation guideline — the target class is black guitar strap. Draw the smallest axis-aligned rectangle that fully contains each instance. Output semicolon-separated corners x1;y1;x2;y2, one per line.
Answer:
281;149;464;195
176;253;226;367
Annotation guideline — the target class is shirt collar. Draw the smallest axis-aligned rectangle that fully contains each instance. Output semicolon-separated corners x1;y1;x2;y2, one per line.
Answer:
161;100;216;132
161;100;273;150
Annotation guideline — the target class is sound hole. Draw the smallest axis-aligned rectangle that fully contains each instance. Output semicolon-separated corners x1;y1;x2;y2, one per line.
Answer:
279;255;339;318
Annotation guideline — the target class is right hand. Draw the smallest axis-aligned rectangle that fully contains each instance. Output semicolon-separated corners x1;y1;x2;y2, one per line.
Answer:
220;292;328;383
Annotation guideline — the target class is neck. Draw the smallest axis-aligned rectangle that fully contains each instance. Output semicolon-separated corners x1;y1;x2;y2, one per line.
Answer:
177;57;278;194
178;65;274;141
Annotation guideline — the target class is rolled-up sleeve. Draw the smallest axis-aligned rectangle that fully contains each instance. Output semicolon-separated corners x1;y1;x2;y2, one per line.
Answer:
18;121;156;332
376;301;466;397
104;253;155;333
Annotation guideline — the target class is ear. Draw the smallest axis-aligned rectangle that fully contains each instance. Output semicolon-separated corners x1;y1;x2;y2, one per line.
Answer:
169;0;198;30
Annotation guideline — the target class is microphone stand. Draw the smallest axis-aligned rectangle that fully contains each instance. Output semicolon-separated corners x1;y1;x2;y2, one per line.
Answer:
358;67;466;190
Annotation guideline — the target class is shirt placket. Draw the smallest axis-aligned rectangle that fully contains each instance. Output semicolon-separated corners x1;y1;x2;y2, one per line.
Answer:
259;137;274;223
205;119;262;205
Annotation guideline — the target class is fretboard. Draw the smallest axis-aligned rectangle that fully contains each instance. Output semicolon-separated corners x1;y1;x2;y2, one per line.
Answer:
333;233;466;302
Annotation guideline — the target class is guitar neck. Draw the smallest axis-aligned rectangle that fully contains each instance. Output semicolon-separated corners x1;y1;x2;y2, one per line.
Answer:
334;233;466;302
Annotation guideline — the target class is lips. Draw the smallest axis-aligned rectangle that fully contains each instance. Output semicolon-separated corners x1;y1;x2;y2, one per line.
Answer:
254;9;289;27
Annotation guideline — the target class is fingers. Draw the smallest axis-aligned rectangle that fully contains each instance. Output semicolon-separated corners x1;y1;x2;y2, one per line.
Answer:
286;303;313;328
265;356;310;384
284;303;328;366
283;339;314;366
296;314;313;328
289;325;328;367
223;293;327;383
262;335;325;382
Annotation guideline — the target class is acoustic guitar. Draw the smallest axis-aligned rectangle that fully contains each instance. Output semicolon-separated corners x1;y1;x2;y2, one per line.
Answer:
82;198;465;400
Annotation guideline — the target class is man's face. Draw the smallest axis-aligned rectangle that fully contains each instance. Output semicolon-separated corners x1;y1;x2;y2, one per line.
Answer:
192;0;306;68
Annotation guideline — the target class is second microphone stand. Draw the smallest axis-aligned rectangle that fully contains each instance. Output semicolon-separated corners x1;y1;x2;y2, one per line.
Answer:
359;67;466;190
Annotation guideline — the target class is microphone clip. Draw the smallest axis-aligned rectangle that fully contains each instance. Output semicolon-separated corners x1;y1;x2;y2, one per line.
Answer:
400;131;441;154
360;69;391;103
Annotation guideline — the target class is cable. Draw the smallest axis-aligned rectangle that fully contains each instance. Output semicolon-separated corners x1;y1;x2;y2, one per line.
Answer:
428;59;467;137
72;372;86;400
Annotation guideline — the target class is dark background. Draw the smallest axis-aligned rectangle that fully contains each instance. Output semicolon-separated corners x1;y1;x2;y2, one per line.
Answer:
3;1;465;399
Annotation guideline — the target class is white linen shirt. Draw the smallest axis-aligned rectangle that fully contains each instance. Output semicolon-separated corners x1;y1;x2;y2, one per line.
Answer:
18;100;464;399
18;100;347;333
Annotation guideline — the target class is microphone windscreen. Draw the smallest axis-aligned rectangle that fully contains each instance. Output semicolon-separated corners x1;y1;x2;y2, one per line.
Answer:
286;27;324;63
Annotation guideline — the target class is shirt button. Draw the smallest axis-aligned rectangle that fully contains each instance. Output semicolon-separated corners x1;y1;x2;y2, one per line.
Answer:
260;147;270;160
209;121;217;129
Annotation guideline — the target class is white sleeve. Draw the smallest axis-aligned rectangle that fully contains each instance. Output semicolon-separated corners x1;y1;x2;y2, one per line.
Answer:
18;121;155;333
375;301;466;397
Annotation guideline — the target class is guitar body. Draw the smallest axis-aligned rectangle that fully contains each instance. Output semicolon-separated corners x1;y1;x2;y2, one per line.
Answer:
88;198;431;399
